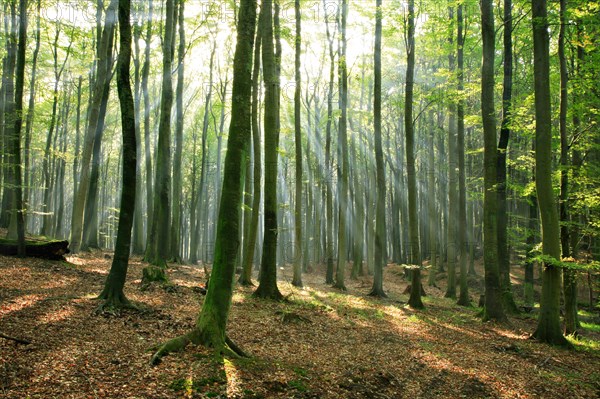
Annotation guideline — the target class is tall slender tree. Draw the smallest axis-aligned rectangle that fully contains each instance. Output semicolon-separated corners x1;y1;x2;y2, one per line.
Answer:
481;0;506;321
333;0;349;291
405;0;423;309
144;0;176;272
254;0;283;300
292;0;303;288
369;0;386;297
150;0;257;362
456;2;470;306
70;0;117;253
98;0;137;309
7;0;27;255
558;0;578;336
531;0;570;346
497;0;518;313
170;0;185;262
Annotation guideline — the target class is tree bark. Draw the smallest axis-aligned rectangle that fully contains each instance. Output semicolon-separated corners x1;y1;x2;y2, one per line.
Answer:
497;0;518;313
405;0;423;309
151;0;257;363
254;0;283;300
98;0;138;309
333;0;349;292
456;3;470;307
531;0;570;347
292;0;303;288
70;0;117;253
481;0;506;322
369;0;386;297
144;0;176;270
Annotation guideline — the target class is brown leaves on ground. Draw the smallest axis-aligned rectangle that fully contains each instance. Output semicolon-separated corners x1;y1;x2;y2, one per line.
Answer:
1;254;599;398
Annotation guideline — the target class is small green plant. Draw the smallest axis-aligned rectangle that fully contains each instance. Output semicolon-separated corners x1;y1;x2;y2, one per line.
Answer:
293;367;308;377
288;379;308;392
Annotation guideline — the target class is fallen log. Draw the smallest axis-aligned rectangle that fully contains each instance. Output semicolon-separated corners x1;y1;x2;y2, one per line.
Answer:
0;238;70;260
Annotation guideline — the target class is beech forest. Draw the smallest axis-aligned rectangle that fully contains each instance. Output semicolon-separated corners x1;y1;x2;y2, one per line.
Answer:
1;0;599;397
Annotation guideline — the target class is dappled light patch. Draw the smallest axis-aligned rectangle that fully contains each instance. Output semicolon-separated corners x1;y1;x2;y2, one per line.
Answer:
37;304;76;325
1;254;598;398
0;294;44;318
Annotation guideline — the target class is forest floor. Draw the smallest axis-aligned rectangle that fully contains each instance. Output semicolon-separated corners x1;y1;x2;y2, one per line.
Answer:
1;252;599;399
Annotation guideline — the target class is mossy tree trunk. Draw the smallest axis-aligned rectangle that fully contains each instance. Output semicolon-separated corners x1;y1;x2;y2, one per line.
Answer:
481;0;507;322
531;0;570;347
98;0;137;309
151;0;257;364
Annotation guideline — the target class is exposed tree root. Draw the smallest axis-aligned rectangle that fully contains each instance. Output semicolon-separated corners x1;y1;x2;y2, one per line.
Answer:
150;331;249;366
95;288;139;315
367;288;388;298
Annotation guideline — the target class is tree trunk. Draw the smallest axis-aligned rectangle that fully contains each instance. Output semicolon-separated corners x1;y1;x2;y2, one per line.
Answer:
292;0;303;288
446;7;457;299
70;0;117;253
531;0;570;347
333;0;349;292
141;0;154;249
98;0;138;309
131;1;145;255
456;3;470;307
6;0;27;255
369;0;386;297
427;111;437;287
254;0;283;300
324;0;335;285
405;0;423;309
23;0;41;218
558;0;578;337
150;0;257;363
144;0;176;271
481;0;506;322
497;0;518;313
170;0;185;263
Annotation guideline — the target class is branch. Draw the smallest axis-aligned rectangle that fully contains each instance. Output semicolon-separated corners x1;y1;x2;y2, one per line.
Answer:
0;331;31;345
